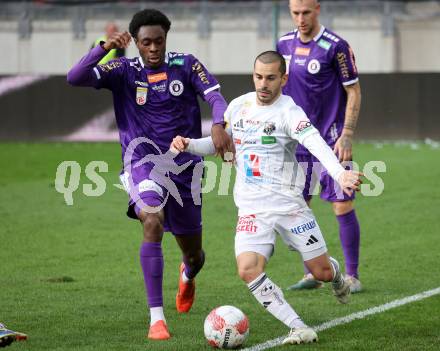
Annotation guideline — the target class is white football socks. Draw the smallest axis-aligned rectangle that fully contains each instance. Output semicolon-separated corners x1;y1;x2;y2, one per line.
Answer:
248;272;306;329
150;306;166;325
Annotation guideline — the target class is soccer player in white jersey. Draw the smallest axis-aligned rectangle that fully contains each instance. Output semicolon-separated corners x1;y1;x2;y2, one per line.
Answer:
170;51;362;344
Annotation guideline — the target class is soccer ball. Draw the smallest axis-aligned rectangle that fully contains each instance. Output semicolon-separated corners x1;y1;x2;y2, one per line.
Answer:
204;305;249;349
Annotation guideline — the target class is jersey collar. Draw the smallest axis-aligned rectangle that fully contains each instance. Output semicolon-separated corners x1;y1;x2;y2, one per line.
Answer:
137;54;169;68
294;24;325;42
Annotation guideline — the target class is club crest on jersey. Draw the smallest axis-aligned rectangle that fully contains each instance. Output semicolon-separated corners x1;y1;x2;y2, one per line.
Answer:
169;80;184;96
307;59;321;74
136;87;148;105
263;122;276;135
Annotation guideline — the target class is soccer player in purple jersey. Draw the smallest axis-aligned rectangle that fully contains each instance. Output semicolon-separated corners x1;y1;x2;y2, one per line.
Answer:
277;0;362;292
67;9;233;340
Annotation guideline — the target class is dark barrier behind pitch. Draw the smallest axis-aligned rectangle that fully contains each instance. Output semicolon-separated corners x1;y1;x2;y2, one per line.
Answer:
0;74;439;140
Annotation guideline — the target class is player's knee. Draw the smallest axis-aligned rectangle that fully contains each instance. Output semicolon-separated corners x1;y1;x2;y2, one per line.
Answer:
332;201;353;216
186;249;205;269
140;213;163;240
237;264;261;284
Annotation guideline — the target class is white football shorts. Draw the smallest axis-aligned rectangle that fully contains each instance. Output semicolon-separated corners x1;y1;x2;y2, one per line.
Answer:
234;208;327;261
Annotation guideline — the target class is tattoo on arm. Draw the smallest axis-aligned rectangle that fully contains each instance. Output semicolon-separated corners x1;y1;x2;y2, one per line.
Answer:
344;83;361;133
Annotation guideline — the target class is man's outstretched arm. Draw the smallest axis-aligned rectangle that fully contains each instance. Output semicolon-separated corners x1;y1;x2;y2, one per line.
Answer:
67;31;131;87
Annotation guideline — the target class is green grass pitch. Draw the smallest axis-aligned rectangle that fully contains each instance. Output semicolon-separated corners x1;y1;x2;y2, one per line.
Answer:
1;142;439;350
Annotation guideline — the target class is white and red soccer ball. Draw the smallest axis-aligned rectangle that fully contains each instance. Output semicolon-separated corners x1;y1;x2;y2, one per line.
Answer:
204;305;249;349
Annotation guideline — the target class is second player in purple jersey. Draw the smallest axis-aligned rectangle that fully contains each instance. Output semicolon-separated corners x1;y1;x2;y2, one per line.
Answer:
277;25;359;154
67;9;233;341
277;0;362;293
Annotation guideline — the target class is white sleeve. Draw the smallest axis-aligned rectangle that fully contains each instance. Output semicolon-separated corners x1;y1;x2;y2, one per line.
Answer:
187;136;216;156
301;132;345;182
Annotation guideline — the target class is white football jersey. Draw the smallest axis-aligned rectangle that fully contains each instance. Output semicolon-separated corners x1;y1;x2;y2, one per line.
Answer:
224;92;319;216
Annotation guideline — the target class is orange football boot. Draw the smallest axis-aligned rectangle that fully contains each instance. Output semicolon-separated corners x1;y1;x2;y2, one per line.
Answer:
176;262;195;313
147;320;170;340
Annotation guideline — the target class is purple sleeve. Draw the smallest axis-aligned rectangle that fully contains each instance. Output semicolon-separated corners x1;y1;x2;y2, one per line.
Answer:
188;55;221;98
67;45;108;87
334;40;359;85
205;91;227;125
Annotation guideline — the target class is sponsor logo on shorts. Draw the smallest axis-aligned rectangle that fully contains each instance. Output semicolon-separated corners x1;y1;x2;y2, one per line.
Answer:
147;72;168;83
236;214;257;233
290;219;317;234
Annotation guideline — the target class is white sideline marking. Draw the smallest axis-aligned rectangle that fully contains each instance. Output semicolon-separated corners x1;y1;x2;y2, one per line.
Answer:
242;286;440;351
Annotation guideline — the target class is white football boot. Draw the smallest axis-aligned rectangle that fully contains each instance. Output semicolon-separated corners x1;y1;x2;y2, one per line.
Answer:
345;275;362;293
282;327;318;345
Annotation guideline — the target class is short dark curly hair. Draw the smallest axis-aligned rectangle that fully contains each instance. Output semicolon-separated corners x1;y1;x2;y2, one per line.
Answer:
129;9;171;39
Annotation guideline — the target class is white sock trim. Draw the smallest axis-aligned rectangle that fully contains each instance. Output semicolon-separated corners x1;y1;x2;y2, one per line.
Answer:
182;270;191;283
150;307;165;326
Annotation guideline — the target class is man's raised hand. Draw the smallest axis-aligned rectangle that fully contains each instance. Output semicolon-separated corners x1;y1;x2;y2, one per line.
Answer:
102;31;131;51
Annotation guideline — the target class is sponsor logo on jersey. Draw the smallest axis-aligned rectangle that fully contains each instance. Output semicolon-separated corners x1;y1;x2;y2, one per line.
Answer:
295;120;312;135
307;59;321;74
152;82;167;93
244;154;261;177
134;80;149;87
290;219;317;234
295;47;311;56
245;119;260;126
261;136;276;144
169;80;184;96
169;58;185;67
318;39;331;51
294;58;307;66
244;139;257;145
337;52;350;78
136;87;148;105
147;72;168;83
236;214;257;233
234;138;242;145
233;119;245;130
98;60;122;72
263;122;276;135
192;61;210;85
168;52;187;58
